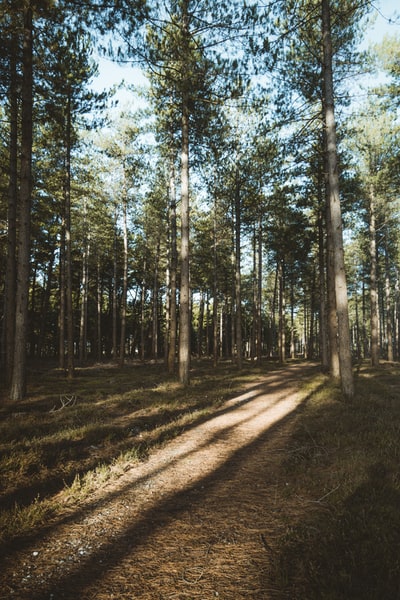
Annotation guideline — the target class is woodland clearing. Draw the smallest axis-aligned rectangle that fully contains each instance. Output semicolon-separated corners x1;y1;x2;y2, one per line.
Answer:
1;360;399;599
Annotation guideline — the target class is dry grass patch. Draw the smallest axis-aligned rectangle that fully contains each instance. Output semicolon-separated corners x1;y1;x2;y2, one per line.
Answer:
0;359;268;547
270;362;400;600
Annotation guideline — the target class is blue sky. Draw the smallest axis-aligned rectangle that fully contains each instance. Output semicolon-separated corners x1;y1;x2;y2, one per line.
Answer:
92;1;400;96
366;0;400;42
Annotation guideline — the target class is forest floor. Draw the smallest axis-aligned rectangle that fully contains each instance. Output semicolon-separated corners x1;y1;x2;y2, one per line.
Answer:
1;359;400;599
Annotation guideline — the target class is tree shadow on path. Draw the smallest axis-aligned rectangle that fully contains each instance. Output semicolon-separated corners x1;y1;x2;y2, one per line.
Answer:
1;365;321;600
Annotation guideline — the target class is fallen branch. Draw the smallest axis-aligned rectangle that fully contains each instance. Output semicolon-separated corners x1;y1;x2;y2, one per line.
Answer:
50;394;77;412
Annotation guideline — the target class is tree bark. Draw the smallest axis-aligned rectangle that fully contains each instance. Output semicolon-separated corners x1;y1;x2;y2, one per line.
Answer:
368;183;379;366
167;152;177;373
79;202;90;364
385;230;393;362
3;25;18;386
96;257;102;361
395;271;400;361
307;269;316;359
65;94;74;379
234;166;243;369
256;215;263;362
322;0;354;399
59;211;66;368
140;267;146;361
197;290;205;357
318;206;329;370
290;281;295;359
119;192;128;366
9;6;33;401
212;197;219;367
278;259;285;364
178;98;191;385
112;205;118;360
151;239;160;360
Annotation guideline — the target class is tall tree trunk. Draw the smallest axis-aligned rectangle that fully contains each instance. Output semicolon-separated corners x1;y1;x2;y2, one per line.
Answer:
250;218;263;362
29;261;37;357
212;198;219;367
205;293;210;357
65;95;74;379
79;204;90;364
59;215;66;368
290;282;295;359
354;279;361;362
96;257;102;361
324;132;340;377
326;218;340;373
119;194;128;366
278;259;285;364
231;260;235;359
151;239;160;360
379;280;384;356
112;206;118;360
165;257;171;364
167;152;177;373
385;230;393;362
140;262;146;361
369;183;379;366
269;265;278;358
234;166;243;370
197;290;205;357
3;25;18;386
395;271;400;361
307;269;316;359
322;0;354;399
362;281;368;359
9;6;33;401
222;301;227;358
178;97;191;385
318;206;329;370
256;215;263;362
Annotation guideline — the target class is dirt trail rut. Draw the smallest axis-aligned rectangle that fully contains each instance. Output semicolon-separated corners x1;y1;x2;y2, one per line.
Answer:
2;363;316;600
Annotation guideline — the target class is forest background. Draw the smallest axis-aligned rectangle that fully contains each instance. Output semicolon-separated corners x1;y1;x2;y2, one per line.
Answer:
1;0;400;402
1;2;400;596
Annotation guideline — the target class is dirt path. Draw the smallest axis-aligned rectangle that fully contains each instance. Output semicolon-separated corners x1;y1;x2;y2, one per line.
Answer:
2;363;316;600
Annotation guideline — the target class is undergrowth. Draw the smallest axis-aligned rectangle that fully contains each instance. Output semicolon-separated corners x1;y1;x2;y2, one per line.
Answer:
0;359;268;547
271;362;400;600
2;358;399;600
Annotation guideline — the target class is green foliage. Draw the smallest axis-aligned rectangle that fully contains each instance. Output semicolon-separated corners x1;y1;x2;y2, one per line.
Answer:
373;33;400;107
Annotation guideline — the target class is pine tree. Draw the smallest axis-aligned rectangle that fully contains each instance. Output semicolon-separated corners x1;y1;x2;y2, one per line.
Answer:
322;0;354;398
9;3;33;401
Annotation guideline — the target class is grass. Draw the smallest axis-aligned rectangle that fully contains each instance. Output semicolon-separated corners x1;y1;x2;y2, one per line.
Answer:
270;362;400;600
1;358;400;600
0;358;269;547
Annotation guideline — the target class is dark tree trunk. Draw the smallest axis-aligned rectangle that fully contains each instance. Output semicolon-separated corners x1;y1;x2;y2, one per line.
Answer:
119;194;128;366
212;200;219;367
369;184;380;366
318;206;329;370
278;259;285;364
65;95;74;379
167;150;178;373
234;166;243;369
9;6;33;401
322;0;353;398
3;25;18;386
178;98;191;385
